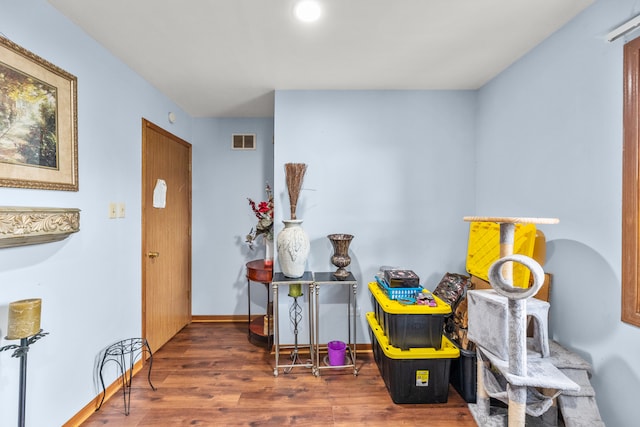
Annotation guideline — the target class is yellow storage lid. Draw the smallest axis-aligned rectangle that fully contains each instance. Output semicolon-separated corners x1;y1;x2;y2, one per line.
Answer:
369;282;452;315
465;221;537;288
366;312;459;359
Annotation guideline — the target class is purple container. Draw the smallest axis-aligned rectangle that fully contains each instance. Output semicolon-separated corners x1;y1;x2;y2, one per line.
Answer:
327;340;346;366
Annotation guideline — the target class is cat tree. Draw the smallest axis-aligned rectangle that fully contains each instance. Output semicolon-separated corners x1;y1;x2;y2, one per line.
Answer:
463;216;579;427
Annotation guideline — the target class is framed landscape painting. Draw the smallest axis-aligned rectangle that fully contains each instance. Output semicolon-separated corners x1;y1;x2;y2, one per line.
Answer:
0;36;78;191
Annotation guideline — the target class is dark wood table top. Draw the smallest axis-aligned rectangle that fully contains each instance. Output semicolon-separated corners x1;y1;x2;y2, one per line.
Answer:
246;259;273;283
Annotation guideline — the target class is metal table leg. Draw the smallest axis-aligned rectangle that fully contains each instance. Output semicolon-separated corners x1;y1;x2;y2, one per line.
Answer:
272;282;279;377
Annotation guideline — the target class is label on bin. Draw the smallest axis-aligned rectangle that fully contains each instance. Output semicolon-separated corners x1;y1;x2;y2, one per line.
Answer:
415;370;430;387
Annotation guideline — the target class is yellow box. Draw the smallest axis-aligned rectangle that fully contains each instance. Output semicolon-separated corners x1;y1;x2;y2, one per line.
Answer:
465;221;537;288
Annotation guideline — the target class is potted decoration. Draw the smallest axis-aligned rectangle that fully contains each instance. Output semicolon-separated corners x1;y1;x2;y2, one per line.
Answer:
246;183;274;266
276;163;310;278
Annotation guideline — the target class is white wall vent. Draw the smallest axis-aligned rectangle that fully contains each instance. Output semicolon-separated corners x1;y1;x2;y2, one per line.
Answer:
231;134;256;150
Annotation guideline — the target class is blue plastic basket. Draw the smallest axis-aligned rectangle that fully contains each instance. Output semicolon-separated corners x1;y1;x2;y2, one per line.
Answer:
375;276;423;300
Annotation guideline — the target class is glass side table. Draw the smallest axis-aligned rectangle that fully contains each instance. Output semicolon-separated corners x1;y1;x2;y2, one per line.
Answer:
271;271;314;376
311;272;359;376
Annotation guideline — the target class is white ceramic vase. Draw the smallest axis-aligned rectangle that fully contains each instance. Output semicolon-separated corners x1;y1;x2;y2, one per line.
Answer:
276;219;310;278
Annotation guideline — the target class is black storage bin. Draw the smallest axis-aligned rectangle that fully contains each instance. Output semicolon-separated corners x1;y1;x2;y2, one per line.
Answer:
369;282;450;350
367;312;459;404
449;344;477;403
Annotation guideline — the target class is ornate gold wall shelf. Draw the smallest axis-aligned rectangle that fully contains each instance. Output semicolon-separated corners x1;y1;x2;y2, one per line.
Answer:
0;207;80;248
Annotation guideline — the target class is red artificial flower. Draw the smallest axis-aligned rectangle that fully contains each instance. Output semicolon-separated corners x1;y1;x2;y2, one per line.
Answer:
246;183;274;249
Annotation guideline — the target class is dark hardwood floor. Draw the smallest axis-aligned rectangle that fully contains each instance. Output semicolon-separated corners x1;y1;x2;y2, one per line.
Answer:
82;322;477;426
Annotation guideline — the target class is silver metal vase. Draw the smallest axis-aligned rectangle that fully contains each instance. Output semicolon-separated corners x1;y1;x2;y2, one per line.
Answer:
327;233;354;280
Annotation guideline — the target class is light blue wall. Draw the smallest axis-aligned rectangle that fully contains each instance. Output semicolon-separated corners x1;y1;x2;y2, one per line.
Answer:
0;1;193;425
192;118;274;316
273;90;476;345
476;1;639;426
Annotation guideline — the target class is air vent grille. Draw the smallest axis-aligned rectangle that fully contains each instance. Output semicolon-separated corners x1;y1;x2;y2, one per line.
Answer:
232;134;256;150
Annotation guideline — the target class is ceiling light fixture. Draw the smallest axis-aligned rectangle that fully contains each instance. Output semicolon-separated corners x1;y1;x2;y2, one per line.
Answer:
294;0;322;23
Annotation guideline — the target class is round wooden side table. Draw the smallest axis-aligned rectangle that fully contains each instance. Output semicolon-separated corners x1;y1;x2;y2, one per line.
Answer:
246;259;273;348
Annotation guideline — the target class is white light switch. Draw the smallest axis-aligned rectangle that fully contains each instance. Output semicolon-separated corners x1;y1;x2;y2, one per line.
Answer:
117;203;126;218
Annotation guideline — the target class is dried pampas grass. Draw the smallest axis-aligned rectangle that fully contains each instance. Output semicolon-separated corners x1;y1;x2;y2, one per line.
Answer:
284;163;307;219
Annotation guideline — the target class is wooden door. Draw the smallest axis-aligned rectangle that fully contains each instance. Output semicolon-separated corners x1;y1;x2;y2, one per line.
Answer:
142;119;192;353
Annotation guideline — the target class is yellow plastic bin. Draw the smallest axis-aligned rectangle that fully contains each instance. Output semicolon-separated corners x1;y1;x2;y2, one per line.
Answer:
465;221;537;287
367;312;459;404
369;282;451;350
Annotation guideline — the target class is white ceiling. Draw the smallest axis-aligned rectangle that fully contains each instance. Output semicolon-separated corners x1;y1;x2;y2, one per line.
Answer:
48;0;594;118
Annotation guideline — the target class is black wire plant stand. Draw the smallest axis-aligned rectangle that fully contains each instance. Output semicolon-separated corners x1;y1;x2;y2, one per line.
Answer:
96;337;156;415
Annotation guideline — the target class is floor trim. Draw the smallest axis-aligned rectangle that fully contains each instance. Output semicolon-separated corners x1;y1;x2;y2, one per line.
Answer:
62;360;145;427
192;314;247;323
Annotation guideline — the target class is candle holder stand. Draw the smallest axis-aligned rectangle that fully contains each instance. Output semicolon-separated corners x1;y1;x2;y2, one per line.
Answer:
283;293;304;373
0;329;48;427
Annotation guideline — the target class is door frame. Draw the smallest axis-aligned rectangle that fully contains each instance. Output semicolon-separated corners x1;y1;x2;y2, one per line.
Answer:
141;118;193;345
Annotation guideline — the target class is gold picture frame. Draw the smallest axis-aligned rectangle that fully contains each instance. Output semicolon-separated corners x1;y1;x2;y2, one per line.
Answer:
0;35;78;191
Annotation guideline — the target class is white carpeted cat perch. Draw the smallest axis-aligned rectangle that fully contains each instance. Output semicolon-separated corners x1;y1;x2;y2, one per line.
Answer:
463;217;579;427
